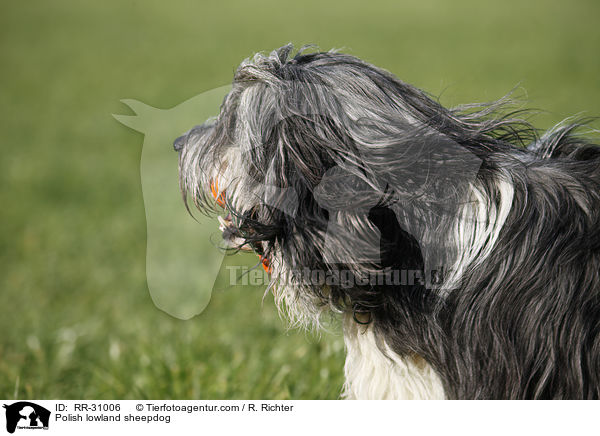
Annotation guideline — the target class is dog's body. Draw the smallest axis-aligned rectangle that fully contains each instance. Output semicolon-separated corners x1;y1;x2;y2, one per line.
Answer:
175;45;600;399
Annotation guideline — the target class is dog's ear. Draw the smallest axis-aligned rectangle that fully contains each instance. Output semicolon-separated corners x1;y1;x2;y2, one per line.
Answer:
112;99;159;133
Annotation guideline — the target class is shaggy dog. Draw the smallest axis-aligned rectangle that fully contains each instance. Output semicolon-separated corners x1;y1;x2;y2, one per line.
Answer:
174;45;600;399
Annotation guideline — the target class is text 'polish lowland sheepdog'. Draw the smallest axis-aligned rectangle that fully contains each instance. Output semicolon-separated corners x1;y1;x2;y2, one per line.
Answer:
174;45;600;400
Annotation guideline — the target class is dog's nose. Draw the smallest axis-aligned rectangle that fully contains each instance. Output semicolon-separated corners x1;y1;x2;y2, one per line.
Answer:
173;134;186;152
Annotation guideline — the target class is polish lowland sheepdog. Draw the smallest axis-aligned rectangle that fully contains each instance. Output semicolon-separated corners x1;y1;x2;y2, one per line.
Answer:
174;45;600;399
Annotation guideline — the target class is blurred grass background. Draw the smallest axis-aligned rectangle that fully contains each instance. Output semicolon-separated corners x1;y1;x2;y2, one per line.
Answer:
0;0;599;399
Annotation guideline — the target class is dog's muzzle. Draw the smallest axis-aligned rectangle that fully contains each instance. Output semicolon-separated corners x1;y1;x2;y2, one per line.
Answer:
211;180;271;273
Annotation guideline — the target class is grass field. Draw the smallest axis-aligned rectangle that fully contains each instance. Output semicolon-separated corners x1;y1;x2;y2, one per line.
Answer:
1;0;599;399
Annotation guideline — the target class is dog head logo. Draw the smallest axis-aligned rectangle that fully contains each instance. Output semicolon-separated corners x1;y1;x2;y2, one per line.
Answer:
3;402;50;434
113;86;245;320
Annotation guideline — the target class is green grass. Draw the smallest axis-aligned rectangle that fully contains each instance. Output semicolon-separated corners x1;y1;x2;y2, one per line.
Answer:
0;0;599;399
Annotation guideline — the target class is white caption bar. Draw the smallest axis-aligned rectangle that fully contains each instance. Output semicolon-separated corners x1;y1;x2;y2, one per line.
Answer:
0;400;595;436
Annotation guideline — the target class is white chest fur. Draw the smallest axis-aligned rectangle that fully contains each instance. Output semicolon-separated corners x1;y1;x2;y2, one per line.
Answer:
341;318;446;400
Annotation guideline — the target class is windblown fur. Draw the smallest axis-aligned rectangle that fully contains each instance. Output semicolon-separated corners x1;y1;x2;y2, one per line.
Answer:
175;44;600;399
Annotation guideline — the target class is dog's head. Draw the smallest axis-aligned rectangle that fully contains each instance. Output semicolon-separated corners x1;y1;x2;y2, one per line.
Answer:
174;45;520;326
